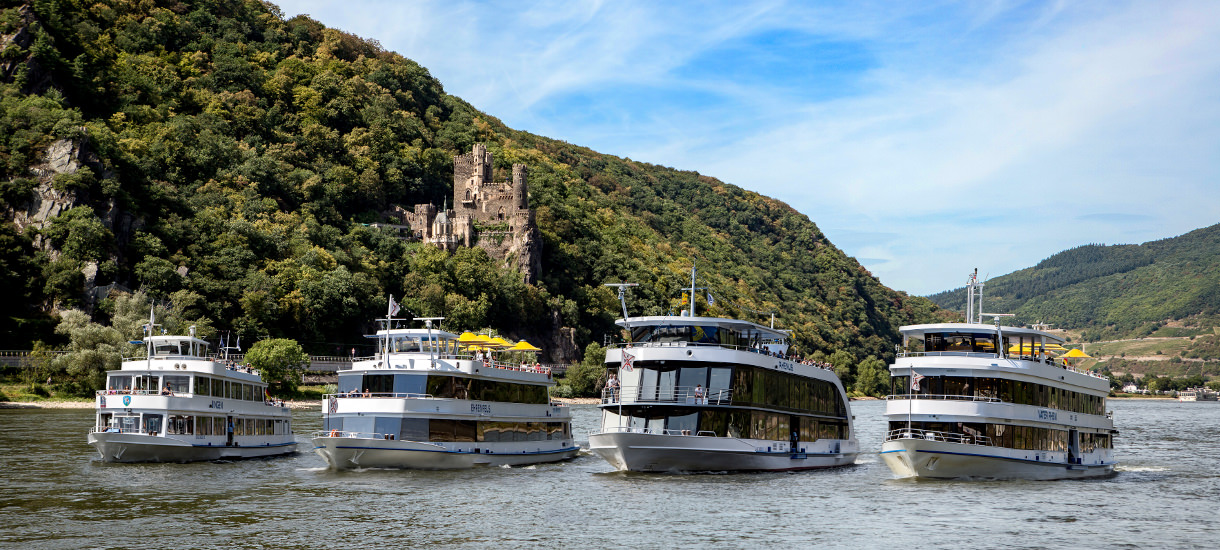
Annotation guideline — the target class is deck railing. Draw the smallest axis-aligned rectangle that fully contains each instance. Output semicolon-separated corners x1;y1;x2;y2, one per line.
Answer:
338;356;551;376
594;425;719;437
885;393;1002;403
600;385;732;406
885;428;994;447
897;352;1108;380
325;392;434;399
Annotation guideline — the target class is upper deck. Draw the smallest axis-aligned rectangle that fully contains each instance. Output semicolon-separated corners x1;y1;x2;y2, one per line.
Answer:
610;315;790;354
894;322;1107;388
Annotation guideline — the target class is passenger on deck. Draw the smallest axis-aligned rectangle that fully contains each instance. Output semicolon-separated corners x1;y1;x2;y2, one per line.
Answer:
161;385;173;396
362;388;371;398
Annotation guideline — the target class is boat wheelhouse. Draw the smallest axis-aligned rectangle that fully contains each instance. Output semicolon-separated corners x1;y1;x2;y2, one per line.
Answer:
588;272;859;472
880;272;1117;480
87;326;296;463
312;317;577;470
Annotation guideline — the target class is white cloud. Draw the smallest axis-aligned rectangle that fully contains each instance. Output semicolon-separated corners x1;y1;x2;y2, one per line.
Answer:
273;0;1220;295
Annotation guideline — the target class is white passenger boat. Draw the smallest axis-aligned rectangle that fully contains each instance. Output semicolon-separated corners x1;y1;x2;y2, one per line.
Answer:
588;269;859;472
312;315;577;470
87;323;296;463
880;271;1117;480
1178;387;1218;402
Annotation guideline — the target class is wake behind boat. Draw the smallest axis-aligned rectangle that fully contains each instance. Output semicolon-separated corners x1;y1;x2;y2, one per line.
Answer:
880;270;1117;480
312;312;577;470
88;320;296;463
588;268;859;472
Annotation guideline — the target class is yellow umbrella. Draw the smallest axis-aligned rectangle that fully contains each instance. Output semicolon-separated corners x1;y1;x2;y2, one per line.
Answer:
1061;348;1091;358
458;332;490;344
507;341;542;351
488;337;512;348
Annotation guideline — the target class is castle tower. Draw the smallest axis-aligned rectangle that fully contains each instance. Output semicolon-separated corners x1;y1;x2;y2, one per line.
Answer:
512;163;528;210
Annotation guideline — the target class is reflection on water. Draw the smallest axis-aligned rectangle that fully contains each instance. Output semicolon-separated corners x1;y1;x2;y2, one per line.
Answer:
1;400;1217;548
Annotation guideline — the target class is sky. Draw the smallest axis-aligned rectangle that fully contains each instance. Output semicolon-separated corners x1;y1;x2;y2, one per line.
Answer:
272;0;1220;296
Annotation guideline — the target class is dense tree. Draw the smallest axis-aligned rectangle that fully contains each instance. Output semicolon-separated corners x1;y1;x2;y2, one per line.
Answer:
244;337;309;396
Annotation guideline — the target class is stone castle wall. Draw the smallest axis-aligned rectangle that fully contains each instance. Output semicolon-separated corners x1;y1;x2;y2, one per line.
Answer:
394;144;540;282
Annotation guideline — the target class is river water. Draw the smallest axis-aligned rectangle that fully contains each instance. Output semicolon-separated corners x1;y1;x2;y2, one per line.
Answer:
0;399;1215;549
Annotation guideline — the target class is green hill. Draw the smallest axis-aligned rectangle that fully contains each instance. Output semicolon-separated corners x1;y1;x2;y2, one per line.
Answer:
928;224;1220;341
0;0;943;385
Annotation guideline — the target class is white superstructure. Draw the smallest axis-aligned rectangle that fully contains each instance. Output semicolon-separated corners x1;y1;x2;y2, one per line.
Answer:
1178;387;1218;402
312;317;577;469
589;269;859;472
87;326;296;463
880;271;1117;480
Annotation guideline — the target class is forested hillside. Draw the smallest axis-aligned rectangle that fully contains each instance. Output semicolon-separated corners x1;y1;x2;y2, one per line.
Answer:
0;0;943;392
929;224;1220;340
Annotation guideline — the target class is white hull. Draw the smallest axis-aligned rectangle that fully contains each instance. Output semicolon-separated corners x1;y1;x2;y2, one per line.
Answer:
88;432;296;463
880;437;1114;480
588;431;858;473
312;436;579;470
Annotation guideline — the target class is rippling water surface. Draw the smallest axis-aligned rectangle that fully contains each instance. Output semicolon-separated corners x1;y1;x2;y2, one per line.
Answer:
1;399;1216;549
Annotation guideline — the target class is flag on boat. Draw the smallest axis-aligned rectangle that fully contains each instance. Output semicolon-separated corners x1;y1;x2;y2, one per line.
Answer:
622;350;634;372
235;336;241;351
388;295;400;317
911;371;925;392
707;292;715;306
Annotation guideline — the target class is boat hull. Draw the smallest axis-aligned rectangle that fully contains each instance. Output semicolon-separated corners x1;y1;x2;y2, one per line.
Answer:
87;432;297;463
588;431;858;473
880;437;1114;480
311;436;579;470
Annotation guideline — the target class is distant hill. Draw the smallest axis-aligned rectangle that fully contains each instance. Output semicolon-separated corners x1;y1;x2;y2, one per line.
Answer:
0;0;943;374
928;224;1220;340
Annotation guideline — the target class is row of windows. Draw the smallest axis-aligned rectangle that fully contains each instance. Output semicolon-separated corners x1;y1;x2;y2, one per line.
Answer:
339;373;550;405
97;413;289;436
733;365;846;416
892;375;1106;415
605;409;850;441
325;417;570;443
106;374;266;401
426;376;548;404
891;421;1113;451
628;324;750;347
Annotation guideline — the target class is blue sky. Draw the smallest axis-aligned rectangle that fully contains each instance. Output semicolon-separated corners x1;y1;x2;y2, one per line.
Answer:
273;0;1220;296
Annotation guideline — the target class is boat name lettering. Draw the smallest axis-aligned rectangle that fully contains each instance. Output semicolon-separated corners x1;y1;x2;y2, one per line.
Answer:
471;403;492;415
210;400;224;409
1038;409;1057;421
777;362;794;372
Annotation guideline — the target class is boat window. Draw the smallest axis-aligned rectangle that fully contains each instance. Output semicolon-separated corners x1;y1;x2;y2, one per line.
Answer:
366;374;395;395
657;369;677;401
195;376;210;397
678;367;708;391
638;368;659;401
391;336;423;353
398;419;428;441
142;414;163;435
115;415;139;432
107;375;132;392
152;341;183;356
164;375;190;394
167;415;193;435
337;374;361;395
243;383;254;401
96;413;111;430
666;412;698;434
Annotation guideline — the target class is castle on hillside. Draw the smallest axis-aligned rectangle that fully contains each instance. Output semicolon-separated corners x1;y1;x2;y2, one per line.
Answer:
396;144;541;283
